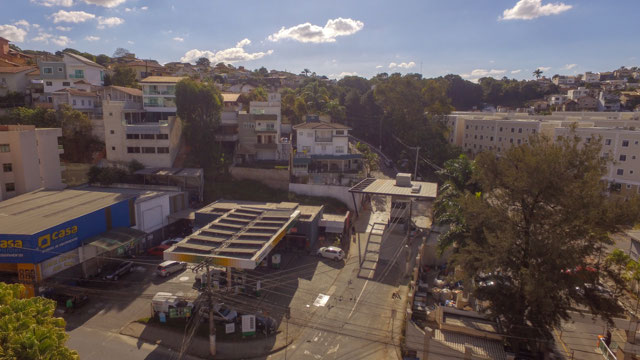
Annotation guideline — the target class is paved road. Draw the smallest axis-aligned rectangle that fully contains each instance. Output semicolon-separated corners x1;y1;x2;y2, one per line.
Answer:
554;310;629;360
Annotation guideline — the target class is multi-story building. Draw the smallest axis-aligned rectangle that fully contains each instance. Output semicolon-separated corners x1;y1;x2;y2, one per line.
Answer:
117;59;165;81
103;81;183;168
0;125;64;200
567;87;591;100
548;94;568;106
290;116;363;186
38;52;105;99
554;126;640;197
236;92;289;162
0;66;36;97
552;75;577;86
599;91;621;112
584;72;600;84
216;93;242;148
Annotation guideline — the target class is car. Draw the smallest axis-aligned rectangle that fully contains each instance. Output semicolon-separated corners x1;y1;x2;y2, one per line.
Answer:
103;261;133;281
156;260;187;277
256;315;278;334
199;303;238;323
161;237;183;246
147;244;170;256
316;246;345;261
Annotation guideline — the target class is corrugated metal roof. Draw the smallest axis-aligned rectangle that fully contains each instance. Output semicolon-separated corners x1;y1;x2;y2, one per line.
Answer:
349;178;438;199
434;329;506;360
139;76;186;83
0;189;135;235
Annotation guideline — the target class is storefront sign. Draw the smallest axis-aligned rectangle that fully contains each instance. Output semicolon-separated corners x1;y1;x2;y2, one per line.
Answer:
39;248;80;279
242;315;255;336
225;322;235;334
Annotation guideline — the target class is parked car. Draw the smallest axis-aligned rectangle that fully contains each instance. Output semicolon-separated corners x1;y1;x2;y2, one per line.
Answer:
147;244;170;256
256;315;278;334
199;303;238;323
156;260;187;278
161;237;183;246
103;261;133;281
316;246;345;261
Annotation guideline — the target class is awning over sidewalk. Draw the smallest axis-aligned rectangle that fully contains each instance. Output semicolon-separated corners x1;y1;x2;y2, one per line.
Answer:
83;227;146;254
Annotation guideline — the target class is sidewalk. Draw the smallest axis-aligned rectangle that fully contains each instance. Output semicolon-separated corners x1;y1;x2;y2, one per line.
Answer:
120;321;292;359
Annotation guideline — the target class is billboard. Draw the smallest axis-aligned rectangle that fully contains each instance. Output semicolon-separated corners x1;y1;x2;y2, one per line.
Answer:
0;198;134;264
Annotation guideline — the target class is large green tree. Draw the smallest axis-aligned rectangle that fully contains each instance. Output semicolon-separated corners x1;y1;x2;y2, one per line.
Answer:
175;78;223;169
0;283;78;360
104;66;137;87
447;134;640;347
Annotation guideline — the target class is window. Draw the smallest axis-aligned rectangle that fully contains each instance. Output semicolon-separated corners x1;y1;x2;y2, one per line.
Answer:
499;127;503;132
43;67;52;74
480;135;483;140
3;163;12;172
466;125;469;129
335;130;345;135
622;140;629;147
127;147;140;153
156;134;168;140
510;139;513;144
126;134;140;139
81;100;85;106
335;146;345;153
633;156;637;160
605;139;612;145
88;100;92;106
157;147;169;153
110;130;114;134
532;129;536;134
474;135;477;139
0;144;9;152
517;139;521;145
111;146;115;150
74;69;84;78
511;128;514;133
142;147;155;153
45;81;52;86
5;183;15;192
490;136;494;141
72;100;76;105
62;81;71;87
620;155;627;161
518;128;522;133
617;169;624;176
141;134;155;140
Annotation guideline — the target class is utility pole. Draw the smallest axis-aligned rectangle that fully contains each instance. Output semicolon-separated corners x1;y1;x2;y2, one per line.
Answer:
379;115;382;151
414;146;420;180
285;307;290;360
205;263;216;357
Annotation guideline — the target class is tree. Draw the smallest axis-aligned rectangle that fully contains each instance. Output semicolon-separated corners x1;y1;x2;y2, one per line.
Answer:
301;68;311;77
96;54;111;66
0;282;78;359
356;142;379;175
175;78;223;169
196;57;211;67
533;68;543;79
112;48;132;58
604;249;632;296
104;66;137;87
58;104;101;163
447;134;640;349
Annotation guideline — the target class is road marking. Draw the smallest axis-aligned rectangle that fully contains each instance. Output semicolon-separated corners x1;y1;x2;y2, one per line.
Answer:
327;343;340;355
348;278;370;319
554;328;571;356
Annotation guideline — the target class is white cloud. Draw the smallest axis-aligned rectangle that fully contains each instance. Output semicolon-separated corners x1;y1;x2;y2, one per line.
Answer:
30;0;73;7
389;61;416;69
376;65;383;69
538;66;551;72
173;37;184;42
461;69;507;79
127;40;134;44
140;6;147;10
0;25;28;42
33;32;71;46
14;20;30;29
501;0;572;20
329;71;358;79
268;17;364;43
97;16;124;29
511;69;522;74
564;63;577;70
85;35;100;41
56;26;71;31
125;6;147;12
32;24;40;28
82;0;126;7
51;10;95;23
180;38;273;64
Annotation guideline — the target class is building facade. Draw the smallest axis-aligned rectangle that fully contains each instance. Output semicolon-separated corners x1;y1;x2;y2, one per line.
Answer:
38;52;105;97
0;125;64;201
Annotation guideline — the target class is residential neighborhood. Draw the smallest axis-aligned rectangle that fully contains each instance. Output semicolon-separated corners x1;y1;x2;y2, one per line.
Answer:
2;1;640;360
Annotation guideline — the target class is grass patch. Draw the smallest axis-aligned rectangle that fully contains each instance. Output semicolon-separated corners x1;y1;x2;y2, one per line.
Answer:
61;162;91;187
204;177;349;214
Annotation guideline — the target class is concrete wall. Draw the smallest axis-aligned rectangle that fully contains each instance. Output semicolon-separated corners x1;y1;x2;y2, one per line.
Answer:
289;183;363;211
230;166;289;190
35;128;64;190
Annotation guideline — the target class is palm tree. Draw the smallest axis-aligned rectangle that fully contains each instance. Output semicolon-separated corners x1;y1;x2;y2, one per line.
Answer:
301;68;310;77
301;80;330;113
533;69;543;79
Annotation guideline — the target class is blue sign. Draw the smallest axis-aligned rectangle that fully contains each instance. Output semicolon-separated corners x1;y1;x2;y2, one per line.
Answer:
0;198;134;264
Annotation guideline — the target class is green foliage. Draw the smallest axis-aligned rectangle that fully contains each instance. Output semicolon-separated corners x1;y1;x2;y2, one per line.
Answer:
1;107;58;127
88;165;130;185
0;91;26;108
175;78;223;169
104;66;137;87
95;54;111;66
0;282;78;360
196;57;210;67
127;159;144;174
355;142;379;174
604;249;632;296
445;133;640;344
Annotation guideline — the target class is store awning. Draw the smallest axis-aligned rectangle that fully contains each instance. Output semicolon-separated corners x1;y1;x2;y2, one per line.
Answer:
83;227;146;253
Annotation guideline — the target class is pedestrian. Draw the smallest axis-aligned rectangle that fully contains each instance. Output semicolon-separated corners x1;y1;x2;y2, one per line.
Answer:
66;297;74;314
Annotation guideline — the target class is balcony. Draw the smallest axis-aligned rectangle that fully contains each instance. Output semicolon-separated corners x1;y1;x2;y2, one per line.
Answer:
68;74;84;79
315;137;333;143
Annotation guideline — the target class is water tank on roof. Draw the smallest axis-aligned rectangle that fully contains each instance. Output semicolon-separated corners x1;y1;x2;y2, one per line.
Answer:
396;173;412;187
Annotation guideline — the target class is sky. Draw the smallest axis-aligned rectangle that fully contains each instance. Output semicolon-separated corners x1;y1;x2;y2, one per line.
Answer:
1;0;639;81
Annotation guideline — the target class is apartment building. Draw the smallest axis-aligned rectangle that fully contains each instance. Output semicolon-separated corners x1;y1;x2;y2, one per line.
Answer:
567;87;591;100
291;117;362;185
548;94;568;106
216;93;242;145
235;92;288;161
38;52;105;97
0;66;36;97
0;125;64;201
554;126;640;197
584;72;600;84
103;81;183;167
552;75;577;86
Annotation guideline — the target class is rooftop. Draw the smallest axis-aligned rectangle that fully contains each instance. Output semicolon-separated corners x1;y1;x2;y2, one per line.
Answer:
134;167;203;178
139;76;186;84
221;93;241;102
52;88;98;97
293;122;351;130
349;178;438;199
0;189;135;235
164;200;302;269
64;52;105;69
0;66;36;74
106;85;143;97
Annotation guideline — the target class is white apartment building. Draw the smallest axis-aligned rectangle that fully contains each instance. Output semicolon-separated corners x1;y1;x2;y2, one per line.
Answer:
38;53;105;97
568;87;591;100
245;92;288;161
0;125;64;201
291;118;362;185
554;126;640;197
584;72;600;84
103;81;183;168
548;94;568;106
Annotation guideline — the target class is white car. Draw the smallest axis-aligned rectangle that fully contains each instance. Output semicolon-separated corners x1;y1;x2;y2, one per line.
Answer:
316;246;345;261
156;260;187;277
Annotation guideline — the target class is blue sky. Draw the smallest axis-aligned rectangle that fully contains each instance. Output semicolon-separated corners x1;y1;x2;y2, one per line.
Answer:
1;0;639;80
